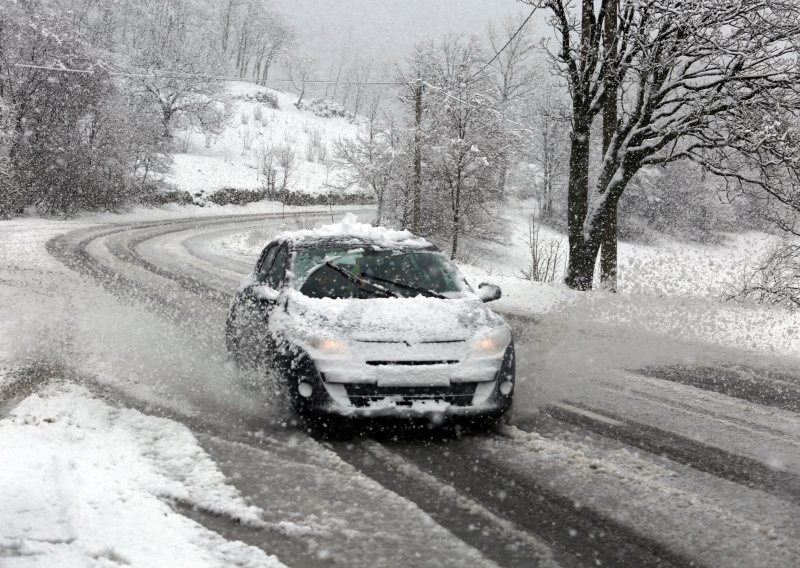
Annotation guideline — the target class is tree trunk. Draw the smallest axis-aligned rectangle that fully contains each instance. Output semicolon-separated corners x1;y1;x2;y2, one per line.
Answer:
600;0;619;291
373;181;384;226
564;123;592;290
599;200;618;290
451;179;461;260
412;79;423;233
450;214;459;260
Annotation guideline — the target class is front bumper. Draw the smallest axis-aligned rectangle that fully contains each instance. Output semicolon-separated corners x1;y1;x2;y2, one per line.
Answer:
290;344;515;418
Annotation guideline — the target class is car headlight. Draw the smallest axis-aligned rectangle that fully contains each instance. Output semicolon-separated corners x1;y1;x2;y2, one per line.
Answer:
309;335;348;355
471;326;511;357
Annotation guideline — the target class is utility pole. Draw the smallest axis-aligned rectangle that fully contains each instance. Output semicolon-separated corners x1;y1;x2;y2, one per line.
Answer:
412;78;423;233
600;0;619;292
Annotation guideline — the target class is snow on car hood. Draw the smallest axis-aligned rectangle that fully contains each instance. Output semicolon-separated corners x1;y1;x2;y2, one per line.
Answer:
277;289;504;342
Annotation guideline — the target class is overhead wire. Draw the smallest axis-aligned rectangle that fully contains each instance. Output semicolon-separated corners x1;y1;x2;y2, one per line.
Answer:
469;7;537;81
12;63;405;85
12;63;537;133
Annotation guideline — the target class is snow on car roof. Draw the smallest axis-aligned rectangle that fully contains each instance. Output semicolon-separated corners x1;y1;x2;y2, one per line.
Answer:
275;213;433;249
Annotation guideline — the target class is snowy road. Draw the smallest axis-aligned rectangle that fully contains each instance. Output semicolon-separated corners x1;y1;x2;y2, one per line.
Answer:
4;211;799;567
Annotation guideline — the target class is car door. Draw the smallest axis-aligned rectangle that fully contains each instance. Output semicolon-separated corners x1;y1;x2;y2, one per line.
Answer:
234;243;278;359
242;243;288;360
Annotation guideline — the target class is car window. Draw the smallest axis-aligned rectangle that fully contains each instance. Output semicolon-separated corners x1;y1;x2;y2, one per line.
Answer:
256;245;277;283
266;246;287;289
295;248;467;299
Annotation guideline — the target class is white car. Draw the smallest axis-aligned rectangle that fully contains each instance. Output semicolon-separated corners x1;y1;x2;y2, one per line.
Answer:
225;216;515;429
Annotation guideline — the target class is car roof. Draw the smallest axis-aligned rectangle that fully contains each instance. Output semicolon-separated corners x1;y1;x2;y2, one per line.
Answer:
268;215;435;252
276;235;439;252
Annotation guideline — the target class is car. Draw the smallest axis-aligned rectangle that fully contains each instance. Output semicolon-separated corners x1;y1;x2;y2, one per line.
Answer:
225;215;514;429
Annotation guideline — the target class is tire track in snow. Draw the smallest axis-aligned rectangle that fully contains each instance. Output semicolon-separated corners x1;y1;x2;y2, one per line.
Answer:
639;364;800;414
521;403;800;506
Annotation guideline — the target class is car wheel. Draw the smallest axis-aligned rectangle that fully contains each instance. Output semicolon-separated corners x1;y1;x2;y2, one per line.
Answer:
302;413;357;441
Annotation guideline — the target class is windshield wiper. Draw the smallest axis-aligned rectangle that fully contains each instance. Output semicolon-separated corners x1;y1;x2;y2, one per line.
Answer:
360;271;447;299
324;262;399;298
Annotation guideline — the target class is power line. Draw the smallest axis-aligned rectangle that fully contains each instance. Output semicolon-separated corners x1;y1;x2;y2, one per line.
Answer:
421;81;535;133
12;63;535;132
470;7;537;81
12;63;405;85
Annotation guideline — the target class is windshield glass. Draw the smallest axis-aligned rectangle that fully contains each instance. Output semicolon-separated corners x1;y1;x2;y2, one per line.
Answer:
292;247;469;299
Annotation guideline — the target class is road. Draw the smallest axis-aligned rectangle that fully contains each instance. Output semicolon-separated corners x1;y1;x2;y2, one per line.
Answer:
26;211;800;568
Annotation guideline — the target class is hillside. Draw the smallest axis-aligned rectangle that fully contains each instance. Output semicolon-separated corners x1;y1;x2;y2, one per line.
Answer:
165;82;361;204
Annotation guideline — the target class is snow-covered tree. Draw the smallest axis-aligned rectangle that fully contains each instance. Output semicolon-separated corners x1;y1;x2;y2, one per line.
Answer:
0;1;171;215
398;36;509;258
523;0;800;290
333;95;397;225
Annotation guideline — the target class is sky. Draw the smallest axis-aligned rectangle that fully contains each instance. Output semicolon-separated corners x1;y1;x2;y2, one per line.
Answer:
275;0;546;75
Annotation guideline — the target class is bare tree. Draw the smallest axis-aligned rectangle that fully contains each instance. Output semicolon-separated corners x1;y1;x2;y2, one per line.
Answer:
725;241;800;310
284;54;317;108
522;80;569;220
486;14;537;194
277;143;297;208
487;14;537;105
332;93;394;224
519;214;564;283
421;36;508;259
524;0;800;290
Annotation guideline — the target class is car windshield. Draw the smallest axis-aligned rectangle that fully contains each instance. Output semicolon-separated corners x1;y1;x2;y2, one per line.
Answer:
292;247;469;299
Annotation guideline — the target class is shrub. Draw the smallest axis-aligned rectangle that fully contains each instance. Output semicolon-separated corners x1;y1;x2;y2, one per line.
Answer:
254;91;279;109
299;98;352;120
261;189;374;206
207;187;268;206
140;186;195;207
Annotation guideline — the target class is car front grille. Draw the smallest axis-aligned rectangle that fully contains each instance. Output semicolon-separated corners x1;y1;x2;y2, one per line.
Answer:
343;383;477;408
365;360;459;366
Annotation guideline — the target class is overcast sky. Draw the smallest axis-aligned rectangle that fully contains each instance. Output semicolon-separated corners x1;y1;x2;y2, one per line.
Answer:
275;0;546;75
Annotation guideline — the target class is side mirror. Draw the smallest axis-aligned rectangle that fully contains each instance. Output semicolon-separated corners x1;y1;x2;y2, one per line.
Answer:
477;282;501;303
252;284;280;303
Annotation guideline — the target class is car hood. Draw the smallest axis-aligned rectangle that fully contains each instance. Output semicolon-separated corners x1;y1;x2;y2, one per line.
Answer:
278;290;504;342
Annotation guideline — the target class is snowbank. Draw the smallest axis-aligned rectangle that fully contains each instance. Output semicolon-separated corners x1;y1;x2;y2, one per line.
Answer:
0;382;283;568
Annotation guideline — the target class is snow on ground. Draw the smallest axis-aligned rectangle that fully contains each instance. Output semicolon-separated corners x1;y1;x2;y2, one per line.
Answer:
492;425;800;568
166;82;359;198
0;381;282;568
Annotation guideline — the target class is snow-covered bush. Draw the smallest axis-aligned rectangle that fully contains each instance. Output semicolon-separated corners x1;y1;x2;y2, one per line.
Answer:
299;98;353;120
140;187;195;207
207;187;268;206
255;91;279;109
